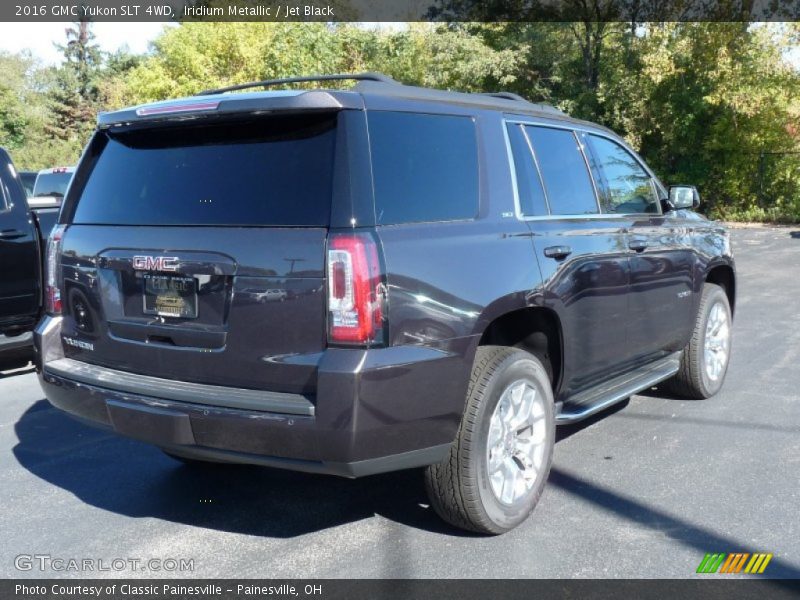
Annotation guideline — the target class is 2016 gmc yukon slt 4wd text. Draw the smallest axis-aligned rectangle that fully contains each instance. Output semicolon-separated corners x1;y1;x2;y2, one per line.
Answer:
35;73;735;534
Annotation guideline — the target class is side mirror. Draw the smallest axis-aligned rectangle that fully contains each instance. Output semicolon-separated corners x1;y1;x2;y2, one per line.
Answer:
667;185;700;210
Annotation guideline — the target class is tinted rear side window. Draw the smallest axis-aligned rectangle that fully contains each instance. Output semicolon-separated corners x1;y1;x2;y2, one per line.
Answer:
525;126;598;215
507;124;548;216
70;115;336;226
368;112;478;225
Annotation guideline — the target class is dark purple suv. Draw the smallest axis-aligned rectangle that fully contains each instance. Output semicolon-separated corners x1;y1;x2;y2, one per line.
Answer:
35;73;735;534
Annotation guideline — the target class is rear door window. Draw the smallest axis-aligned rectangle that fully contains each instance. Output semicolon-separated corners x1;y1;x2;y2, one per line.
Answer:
524;126;598;216
70;114;336;226
368;111;479;225
507;124;548;217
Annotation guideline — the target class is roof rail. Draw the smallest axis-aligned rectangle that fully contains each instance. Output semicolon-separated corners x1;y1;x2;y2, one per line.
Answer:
479;91;529;103
197;72;398;96
478;91;565;115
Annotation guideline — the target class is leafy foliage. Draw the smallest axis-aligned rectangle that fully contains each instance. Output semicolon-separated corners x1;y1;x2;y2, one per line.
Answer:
1;21;798;221
110;23;522;105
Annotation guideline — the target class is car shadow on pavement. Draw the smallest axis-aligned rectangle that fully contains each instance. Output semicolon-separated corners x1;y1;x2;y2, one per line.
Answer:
548;467;800;582
12;399;477;539
555;398;630;442
638;384;691;402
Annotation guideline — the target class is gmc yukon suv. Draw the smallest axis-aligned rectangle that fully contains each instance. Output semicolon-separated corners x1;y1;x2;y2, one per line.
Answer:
35;73;735;534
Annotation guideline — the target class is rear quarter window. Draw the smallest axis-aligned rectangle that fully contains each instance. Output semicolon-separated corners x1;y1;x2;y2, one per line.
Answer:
368;111;479;225
69;114;337;227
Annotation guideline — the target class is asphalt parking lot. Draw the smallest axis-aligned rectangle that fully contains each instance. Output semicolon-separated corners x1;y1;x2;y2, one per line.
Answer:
0;226;798;579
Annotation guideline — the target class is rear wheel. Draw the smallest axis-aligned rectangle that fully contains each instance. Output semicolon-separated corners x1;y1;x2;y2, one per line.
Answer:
664;283;732;399
424;346;555;534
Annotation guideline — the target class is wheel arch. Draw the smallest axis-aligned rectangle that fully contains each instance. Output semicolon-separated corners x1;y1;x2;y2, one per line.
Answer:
476;306;564;398
705;263;736;317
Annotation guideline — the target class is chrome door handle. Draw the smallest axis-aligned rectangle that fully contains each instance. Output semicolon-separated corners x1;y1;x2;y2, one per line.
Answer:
628;239;648;252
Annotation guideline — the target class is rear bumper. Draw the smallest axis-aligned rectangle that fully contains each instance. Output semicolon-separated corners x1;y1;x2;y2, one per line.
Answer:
35;316;473;477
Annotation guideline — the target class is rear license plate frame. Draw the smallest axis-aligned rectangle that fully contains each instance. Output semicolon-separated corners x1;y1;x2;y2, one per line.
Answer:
142;274;198;319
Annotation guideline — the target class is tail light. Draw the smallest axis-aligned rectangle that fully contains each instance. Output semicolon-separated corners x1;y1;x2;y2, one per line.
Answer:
45;225;66;315
327;232;386;345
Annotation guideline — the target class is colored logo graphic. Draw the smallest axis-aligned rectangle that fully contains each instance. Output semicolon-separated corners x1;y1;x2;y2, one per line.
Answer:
696;553;773;574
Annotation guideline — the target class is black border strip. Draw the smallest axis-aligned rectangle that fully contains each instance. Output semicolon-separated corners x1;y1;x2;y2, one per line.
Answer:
4;0;800;22
4;579;800;600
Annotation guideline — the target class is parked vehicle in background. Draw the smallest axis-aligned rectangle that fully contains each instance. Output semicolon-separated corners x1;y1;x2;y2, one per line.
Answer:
30;167;74;207
19;171;37;198
0;150;60;368
35;74;735;534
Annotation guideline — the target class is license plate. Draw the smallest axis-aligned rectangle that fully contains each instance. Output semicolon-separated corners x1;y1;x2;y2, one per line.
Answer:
143;275;198;319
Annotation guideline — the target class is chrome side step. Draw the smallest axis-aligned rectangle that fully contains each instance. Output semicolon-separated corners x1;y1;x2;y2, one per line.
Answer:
556;352;681;425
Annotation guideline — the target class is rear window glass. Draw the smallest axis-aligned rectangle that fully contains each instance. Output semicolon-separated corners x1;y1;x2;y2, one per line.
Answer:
33;172;72;198
368;112;478;225
70;115;336;226
525;126;598;216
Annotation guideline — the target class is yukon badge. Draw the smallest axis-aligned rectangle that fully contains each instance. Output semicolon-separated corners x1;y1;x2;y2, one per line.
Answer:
132;255;179;272
63;336;94;351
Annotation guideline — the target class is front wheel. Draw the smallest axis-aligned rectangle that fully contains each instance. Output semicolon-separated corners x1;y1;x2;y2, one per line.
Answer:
424;346;555;534
664;283;732;399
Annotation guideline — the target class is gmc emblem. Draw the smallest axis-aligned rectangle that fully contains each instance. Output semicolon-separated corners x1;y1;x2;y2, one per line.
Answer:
132;255;179;272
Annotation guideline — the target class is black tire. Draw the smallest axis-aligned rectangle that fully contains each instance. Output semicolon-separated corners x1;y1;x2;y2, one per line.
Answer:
663;283;732;399
424;346;555;534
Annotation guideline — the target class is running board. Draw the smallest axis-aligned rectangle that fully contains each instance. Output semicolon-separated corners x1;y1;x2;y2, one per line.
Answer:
556;352;681;425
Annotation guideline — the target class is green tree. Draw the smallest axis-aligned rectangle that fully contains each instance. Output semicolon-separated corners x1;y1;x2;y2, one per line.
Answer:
5;20;798;220
479;21;799;220
46;20;102;149
0;52;34;149
598;23;800;220
111;23;523;106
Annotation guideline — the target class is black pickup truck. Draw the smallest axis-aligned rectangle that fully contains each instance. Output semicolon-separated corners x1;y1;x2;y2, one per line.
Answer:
0;148;59;367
